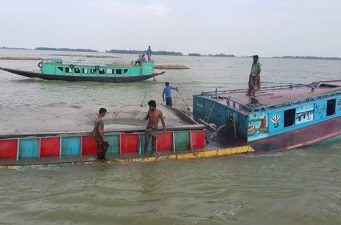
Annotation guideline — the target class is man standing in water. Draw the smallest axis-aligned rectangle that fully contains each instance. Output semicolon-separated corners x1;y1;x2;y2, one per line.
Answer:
247;55;261;96
162;82;178;107
146;45;152;61
93;108;108;161
144;100;166;155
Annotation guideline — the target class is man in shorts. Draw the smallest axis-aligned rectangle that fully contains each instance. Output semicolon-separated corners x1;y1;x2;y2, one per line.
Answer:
143;100;166;154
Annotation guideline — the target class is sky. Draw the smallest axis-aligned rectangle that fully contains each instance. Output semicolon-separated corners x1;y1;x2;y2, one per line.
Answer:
0;0;341;57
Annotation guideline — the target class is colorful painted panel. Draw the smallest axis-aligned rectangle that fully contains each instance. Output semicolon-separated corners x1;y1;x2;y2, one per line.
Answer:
295;104;314;125
174;131;190;152
248;113;269;142
0;139;17;159
40;138;60;158
191;130;205;151
19;138;39;159
269;111;284;132
121;134;139;154
156;132;173;152
106;135;120;154
314;102;326;120
82;136;97;156
61;137;81;157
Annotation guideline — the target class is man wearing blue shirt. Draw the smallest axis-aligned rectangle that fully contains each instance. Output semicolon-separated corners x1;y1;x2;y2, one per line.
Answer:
162;82;178;107
146;46;152;61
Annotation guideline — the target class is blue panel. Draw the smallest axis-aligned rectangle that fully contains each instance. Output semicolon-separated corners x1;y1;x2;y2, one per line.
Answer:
314;101;326;120
193;96;204;118
19;138;39;159
248;113;269;142
268;110;284;133
61;137;81;157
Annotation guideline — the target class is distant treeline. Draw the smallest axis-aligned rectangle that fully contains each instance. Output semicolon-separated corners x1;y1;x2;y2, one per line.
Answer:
188;53;236;57
274;56;341;60
106;49;183;56
1;46;28;50
35;47;98;52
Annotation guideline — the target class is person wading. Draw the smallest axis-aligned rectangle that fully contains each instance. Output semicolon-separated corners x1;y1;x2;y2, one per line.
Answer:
143;100;166;155
93;108;108;161
247;55;261;96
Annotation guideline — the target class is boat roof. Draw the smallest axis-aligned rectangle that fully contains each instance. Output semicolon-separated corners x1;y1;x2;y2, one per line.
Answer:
199;80;341;115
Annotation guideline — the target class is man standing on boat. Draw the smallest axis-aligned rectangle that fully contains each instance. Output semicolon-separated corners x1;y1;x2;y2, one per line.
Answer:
247;55;261;96
146;46;152;61
163;82;178;107
143;100;166;155
93;108;108;161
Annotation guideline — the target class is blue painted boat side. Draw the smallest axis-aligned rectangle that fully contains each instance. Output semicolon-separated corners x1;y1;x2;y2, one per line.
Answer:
248;96;341;142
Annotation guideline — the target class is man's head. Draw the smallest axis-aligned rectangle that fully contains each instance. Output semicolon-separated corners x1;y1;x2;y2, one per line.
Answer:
148;45;151;48
165;82;169;86
99;108;107;117
253;55;259;63
148;100;156;111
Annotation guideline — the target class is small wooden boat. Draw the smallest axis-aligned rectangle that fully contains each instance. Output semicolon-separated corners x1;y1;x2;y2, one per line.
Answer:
0;58;164;83
193;80;341;151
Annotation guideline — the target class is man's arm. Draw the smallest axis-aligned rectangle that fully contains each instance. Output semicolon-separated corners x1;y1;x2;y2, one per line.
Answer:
144;112;149;121
162;89;165;101
171;86;178;91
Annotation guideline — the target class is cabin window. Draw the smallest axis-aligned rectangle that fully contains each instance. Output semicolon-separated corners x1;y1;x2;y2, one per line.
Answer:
74;68;80;73
57;67;64;72
99;69;105;74
107;69;113;74
65;67;72;73
123;69;128;74
91;69;97;74
82;68;88;74
284;108;295;127
116;69;122;75
326;99;336;116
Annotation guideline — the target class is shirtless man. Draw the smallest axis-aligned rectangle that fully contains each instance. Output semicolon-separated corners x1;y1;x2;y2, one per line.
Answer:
143;100;166;154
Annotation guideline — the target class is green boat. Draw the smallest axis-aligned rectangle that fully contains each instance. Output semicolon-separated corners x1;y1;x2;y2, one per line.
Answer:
0;58;165;83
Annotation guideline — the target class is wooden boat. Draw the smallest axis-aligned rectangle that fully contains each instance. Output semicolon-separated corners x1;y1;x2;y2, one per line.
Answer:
0;58;164;82
0;107;207;166
193;80;341;151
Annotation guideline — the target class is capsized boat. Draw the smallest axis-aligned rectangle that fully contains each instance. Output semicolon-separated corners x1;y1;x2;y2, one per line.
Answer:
193;80;341;151
0;58;165;83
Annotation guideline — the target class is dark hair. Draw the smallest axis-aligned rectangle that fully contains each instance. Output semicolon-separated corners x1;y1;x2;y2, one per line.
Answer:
99;108;107;114
253;55;259;59
165;82;169;86
148;100;156;107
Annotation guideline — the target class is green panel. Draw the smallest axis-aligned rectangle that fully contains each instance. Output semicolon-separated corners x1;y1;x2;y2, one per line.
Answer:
106;135;120;154
174;131;190;153
139;133;153;155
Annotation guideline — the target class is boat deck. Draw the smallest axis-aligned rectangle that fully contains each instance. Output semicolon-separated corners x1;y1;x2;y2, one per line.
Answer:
201;80;341;114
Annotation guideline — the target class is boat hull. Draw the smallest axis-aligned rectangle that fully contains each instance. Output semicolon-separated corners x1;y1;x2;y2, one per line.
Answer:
0;67;163;83
250;116;341;151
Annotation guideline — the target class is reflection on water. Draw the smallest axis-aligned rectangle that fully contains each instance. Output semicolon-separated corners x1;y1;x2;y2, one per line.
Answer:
0;49;341;224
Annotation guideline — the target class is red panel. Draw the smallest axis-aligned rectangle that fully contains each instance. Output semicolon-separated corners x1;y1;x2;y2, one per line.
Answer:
121;134;139;154
191;130;206;150
156;132;173;152
0;139;17;159
82;136;98;156
40;138;60;158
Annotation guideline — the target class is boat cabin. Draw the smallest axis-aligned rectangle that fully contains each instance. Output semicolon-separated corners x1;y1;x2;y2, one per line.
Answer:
193;81;341;145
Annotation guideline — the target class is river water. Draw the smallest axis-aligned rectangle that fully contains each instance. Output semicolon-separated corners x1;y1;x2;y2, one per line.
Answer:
0;49;340;224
